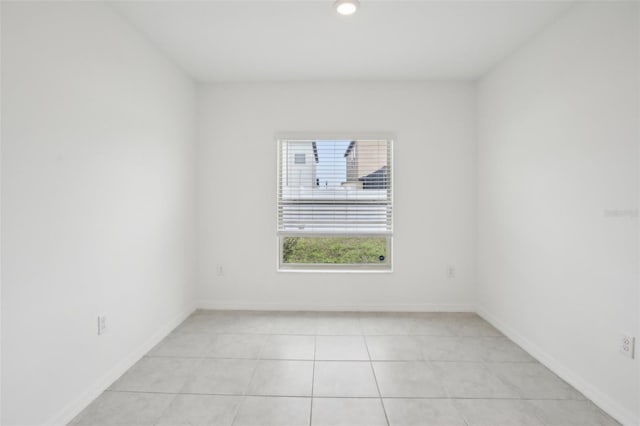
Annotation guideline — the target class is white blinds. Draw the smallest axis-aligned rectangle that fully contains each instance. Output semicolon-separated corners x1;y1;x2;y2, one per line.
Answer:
277;139;393;235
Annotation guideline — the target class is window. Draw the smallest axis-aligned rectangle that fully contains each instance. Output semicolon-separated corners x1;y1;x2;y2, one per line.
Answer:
277;139;393;271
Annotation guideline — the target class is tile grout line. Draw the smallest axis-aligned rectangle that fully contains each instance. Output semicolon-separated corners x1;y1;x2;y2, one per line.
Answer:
426;357;451;400
144;353;538;364
104;389;591;401
453;399;472;426
229;332;268;426
174;322;504;338
423;358;474;426
151;334;220;424
175;332;508;338
150;390;180;425
363;335;391;426
480;359;526;400
529;400;552;426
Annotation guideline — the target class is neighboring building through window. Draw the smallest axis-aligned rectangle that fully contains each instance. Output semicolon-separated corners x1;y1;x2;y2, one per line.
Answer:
277;138;393;271
282;141;318;187
344;140;389;190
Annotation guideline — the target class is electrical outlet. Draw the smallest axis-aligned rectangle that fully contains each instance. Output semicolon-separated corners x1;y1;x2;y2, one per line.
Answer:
620;333;635;358
97;316;107;335
216;265;224;276
447;266;456;279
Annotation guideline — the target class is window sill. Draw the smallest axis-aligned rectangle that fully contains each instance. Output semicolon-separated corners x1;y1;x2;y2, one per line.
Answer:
277;266;393;274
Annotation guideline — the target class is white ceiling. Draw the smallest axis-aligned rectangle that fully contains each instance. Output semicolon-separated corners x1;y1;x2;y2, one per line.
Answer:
111;0;573;82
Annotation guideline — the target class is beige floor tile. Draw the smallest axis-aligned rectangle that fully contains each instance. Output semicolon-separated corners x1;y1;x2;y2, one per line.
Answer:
315;335;369;360
247;360;313;396
260;335;315;360
419;336;486;362
486;362;585;399
313;361;379;397
207;334;267;359
373;361;447;397
233;396;311;426
155;394;241;426
181;358;257;395
454;399;545;426
69;391;173;426
433;361;519;398
384;398;466;426
149;332;215;358
529;400;620;425
366;336;423;360
109;357;199;393
312;398;387;426
316;312;362;335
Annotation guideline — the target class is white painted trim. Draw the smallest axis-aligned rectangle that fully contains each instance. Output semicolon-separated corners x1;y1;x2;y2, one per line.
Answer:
275;136;395;273
275;132;397;142
196;300;475;313
45;303;197;426
477;306;639;426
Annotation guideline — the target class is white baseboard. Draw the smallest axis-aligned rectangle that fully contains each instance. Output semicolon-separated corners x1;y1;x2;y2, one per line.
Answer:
477;306;638;426
196;300;476;312
46;302;197;426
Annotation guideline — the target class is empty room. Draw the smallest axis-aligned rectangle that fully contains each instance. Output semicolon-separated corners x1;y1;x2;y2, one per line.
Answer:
1;0;638;425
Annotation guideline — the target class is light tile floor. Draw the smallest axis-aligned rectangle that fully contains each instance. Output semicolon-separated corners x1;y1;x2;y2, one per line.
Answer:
70;311;619;426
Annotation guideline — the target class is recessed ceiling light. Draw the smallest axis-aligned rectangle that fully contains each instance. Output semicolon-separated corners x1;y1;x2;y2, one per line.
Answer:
334;0;359;16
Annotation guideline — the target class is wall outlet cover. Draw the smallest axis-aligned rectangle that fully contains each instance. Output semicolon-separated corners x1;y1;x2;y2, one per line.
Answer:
98;316;107;335
620;334;635;359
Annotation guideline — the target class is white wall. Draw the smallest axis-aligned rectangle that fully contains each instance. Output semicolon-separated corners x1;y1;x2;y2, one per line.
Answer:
476;2;639;424
198;82;476;310
1;2;197;424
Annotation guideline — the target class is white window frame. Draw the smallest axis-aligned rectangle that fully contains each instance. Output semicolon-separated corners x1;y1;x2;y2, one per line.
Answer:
276;134;394;273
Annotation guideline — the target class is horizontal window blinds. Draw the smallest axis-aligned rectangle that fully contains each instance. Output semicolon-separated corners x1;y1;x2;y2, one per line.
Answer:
278;139;393;235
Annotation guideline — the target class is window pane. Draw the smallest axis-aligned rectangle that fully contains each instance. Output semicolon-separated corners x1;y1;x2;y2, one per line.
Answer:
282;236;387;265
279;139;392;234
277;138;392;271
